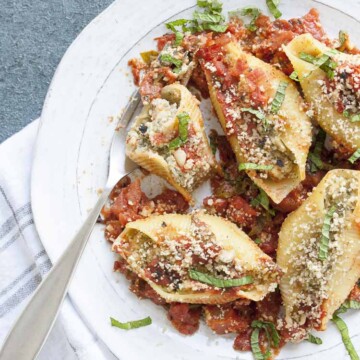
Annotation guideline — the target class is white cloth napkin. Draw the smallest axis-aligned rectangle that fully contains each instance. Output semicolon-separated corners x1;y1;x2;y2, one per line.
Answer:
0;120;117;360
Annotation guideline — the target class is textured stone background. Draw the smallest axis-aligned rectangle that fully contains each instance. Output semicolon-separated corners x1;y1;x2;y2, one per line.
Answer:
0;0;113;143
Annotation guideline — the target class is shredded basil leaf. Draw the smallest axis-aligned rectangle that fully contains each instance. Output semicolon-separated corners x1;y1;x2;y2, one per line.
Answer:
229;7;261;31
251;188;275;216
110;316;152;330
299;52;329;67
177;112;189;141
299;51;337;79
309;152;323;172
251;328;265;360
168;112;190;150
159;53;182;71
350;114;360;122
332;314;360;360
165;19;189;32
318;205;336;261
307;333;323;345
254;238;262;244
166;0;226;39
193;11;224;23
342;300;360;310
266;0;282;19
197;0;223;12
348;149;360;164
289;71;299;82
271;81;288;114
309;129;326;173
209;132;218;155
174;32;184;46
238;163;274;171
189;269;254;288
241;107;269;129
168;137;183;150
241;108;266;120
205;23;228;32
252;320;280;348
192;0;227;33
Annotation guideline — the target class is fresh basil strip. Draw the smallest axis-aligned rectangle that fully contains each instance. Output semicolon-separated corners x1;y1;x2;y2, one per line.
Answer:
332;314;360;360
209;133;217;155
205;23;228;32
300;52;329;67
343;300;360;310
168;112;190;150
165;19;189;32
197;0;223;12
348;149;360;164
271;81;288;114
241;107;266;121
193;11;224;23
299;51;337;79
350;114;360;122
307;333;323;345
167;0;226;37
110;316;152;330
238;163;274;171
309;152;323;172
251;188;275;216
229;7;261;31
314;129;326;156
177;113;190;141
251;320;280;348
192;0;227;33
168;137;183;150
318;205;336;261
266;0;282;19
289;71;299;82
241;107;269;129
174;32;184;46
189;269;254;288
160;53;182;69
309;129;326;173
251;328;265;360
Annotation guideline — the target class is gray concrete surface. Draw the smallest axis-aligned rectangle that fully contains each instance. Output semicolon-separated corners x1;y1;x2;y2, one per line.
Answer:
0;0;114;143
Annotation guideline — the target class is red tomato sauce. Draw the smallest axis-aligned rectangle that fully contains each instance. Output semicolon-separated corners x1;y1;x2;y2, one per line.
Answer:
102;178;189;242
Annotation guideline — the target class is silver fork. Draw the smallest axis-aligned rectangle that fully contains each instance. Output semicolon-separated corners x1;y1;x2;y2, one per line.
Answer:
0;90;141;360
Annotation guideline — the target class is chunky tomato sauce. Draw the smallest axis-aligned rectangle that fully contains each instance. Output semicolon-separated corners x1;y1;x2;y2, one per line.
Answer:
102;178;189;241
227;9;330;75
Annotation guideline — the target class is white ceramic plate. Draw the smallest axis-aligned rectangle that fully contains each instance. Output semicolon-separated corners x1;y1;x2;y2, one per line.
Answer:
32;1;360;359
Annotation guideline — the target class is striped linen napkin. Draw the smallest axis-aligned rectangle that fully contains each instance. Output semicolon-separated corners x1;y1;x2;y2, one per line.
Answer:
0;120;117;360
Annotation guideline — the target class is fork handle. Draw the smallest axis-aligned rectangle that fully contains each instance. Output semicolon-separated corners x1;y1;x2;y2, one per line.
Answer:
0;189;110;360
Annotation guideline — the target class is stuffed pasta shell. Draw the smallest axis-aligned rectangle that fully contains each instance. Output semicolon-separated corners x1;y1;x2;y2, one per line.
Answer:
197;37;312;204
126;83;218;203
113;212;282;304
277;169;360;337
284;34;360;154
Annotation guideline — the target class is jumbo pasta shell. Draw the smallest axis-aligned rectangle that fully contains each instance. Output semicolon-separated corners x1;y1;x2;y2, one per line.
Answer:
284;33;360;153
199;40;312;204
277;169;360;334
126;83;218;203
113;212;282;304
